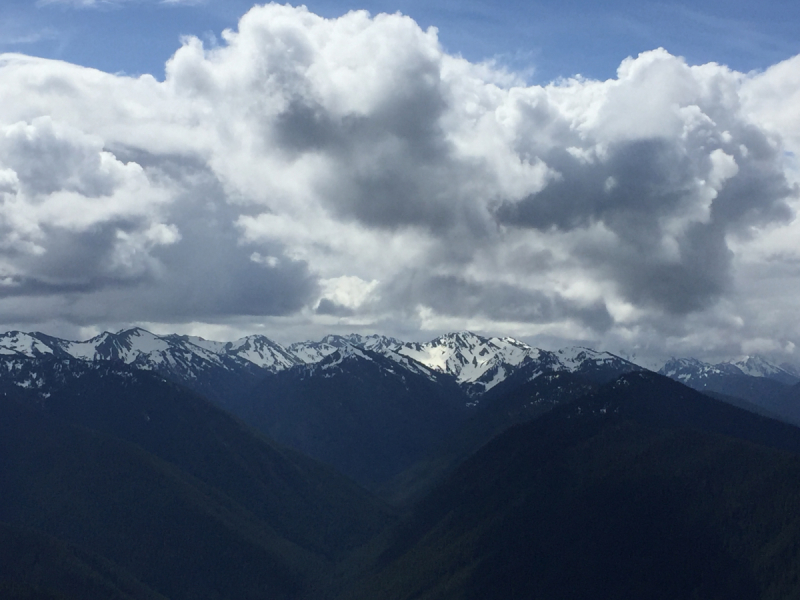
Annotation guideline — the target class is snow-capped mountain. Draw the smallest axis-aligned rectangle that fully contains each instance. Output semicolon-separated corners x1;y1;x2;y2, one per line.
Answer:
320;333;403;353
657;355;800;426
288;334;404;365
554;346;644;381
0;328;300;376
730;356;799;385
0;331;70;358
658;357;744;385
394;332;541;391
0;328;300;408
8;326;800;488
293;340;446;385
288;339;339;364
4;328;246;384
392;332;641;396
23;327;795;410
6;326;799;401
0;327;645;400
169;333;299;372
659;356;799;387
302;343;380;376
556;346;627;371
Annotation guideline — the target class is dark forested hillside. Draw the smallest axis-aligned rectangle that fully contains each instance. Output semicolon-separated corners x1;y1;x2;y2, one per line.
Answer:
0;521;167;600
341;373;800;600
0;361;393;600
13;361;391;558
232;348;468;487
378;370;599;505
7;354;800;600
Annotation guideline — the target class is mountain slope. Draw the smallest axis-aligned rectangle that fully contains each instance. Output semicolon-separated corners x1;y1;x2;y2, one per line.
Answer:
659;357;800;425
377;370;598;506
0;356;391;560
234;345;468;487
341;373;800;600
0;395;317;600
0;357;395;599
0;521;167;600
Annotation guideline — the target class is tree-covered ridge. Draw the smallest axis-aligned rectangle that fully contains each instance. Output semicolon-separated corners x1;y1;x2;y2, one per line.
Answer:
0;363;393;600
341;373;800;600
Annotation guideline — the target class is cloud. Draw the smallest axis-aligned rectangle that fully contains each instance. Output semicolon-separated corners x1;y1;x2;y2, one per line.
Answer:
0;116;176;290
0;4;798;363
376;271;615;331
315;298;355;317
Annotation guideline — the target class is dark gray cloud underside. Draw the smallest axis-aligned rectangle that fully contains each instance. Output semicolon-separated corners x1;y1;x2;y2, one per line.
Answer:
380;272;614;331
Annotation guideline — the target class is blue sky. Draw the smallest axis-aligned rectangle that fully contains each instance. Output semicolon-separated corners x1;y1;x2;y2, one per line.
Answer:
3;0;799;82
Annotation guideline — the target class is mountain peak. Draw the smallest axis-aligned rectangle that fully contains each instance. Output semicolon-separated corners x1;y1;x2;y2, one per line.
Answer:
393;331;540;392
729;355;799;385
320;343;373;366
115;326;154;336
0;331;57;357
658;357;739;381
434;331;491;348
659;354;800;386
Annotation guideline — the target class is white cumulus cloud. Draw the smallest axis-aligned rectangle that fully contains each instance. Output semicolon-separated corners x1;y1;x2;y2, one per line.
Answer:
0;4;798;363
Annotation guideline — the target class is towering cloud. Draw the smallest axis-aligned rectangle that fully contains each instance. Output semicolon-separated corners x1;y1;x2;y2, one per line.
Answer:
0;4;797;360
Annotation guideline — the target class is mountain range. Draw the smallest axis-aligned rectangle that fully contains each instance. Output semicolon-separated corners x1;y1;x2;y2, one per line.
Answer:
657;356;800;425
0;327;643;393
4;326;796;391
0;328;645;488
0;358;391;600
5;327;800;485
3;326;798;426
5;327;800;598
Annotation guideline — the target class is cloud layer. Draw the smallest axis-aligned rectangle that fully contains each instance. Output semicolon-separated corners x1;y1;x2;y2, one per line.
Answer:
0;4;798;362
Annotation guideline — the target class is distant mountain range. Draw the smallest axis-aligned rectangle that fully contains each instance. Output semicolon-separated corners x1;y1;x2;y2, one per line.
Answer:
2;326;797;409
4;327;800;482
0;328;644;488
657;356;800;425
4;326;796;388
659;355;800;386
0;327;643;394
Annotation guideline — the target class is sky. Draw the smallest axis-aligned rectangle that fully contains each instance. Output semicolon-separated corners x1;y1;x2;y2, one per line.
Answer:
0;0;799;367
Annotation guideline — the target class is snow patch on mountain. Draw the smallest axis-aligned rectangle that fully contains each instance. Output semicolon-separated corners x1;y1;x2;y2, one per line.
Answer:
556;347;623;370
658;357;742;382
393;332;543;393
319;344;374;370
289;340;339;364
172;335;229;354
0;332;58;357
659;355;799;386
225;336;299;371
729;356;799;384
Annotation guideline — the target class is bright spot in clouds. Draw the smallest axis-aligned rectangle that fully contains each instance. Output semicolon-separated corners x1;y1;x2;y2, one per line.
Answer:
0;3;798;365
